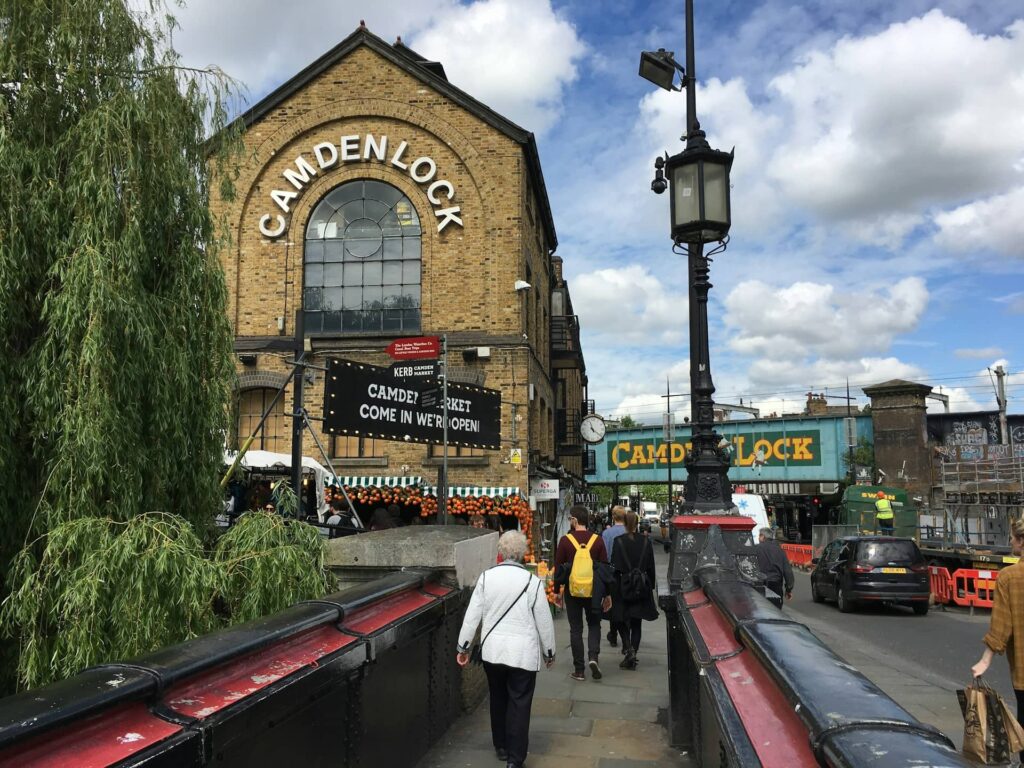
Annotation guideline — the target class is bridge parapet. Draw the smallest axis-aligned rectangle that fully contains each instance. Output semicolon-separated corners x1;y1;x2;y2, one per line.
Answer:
0;567;468;767
663;515;972;767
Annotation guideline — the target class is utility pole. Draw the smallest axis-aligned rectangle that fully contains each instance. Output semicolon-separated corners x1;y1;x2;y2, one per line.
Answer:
290;309;305;516
662;377;675;513
995;365;1009;445
821;382;857;485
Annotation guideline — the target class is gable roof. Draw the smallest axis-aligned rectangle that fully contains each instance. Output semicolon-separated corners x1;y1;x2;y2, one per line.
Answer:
230;24;557;249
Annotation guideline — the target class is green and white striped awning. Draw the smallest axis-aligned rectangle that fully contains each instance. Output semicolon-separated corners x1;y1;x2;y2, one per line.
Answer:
424;486;522;498
330;476;423;488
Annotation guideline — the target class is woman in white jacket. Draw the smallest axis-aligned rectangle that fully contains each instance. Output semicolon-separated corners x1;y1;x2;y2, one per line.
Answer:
457;531;556;768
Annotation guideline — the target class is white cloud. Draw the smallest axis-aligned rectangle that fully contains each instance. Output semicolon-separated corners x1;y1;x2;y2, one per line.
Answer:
747;356;927;390
955;347;1005;359
933;186;1024;258
767;12;1024;222
171;0;583;135
411;0;585;134
724;276;929;362
928;387;984;413
574;265;688;345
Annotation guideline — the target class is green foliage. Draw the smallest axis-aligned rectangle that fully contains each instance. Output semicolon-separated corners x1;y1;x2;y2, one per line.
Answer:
0;0;240;558
2;515;219;689
842;437;875;472
215;512;333;624
617;415;639;429
2;512;330;690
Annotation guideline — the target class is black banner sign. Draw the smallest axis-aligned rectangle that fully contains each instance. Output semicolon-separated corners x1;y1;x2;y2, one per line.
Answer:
323;358;501;450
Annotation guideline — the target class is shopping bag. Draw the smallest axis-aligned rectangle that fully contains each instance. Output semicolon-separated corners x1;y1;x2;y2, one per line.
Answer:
957;678;1022;764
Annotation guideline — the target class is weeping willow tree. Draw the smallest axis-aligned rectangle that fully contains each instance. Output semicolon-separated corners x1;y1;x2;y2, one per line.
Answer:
0;1;330;692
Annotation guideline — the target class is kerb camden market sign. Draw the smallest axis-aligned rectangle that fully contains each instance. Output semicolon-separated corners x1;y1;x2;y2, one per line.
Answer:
323;359;501;450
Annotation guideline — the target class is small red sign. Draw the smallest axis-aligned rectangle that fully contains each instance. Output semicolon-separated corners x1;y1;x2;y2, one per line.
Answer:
385;336;441;360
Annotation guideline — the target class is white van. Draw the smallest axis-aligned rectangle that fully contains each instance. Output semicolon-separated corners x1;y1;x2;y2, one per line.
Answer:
733;493;770;542
641;501;662;525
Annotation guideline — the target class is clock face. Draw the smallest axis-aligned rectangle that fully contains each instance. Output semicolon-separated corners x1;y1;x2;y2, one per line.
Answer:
580;415;606;443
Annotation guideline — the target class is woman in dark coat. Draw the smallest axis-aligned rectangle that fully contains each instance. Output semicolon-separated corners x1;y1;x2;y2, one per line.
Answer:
609;511;658;669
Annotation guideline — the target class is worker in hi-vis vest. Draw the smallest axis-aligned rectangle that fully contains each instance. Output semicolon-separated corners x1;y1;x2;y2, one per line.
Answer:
875;491;894;535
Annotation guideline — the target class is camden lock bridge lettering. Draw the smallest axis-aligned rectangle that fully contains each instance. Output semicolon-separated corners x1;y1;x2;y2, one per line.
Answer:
258;133;464;238
608;430;822;470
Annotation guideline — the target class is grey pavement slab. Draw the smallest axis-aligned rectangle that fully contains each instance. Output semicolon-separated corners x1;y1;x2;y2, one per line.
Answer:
416;546;690;768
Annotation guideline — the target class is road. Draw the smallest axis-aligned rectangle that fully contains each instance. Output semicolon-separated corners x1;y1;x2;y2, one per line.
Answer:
786;568;1011;748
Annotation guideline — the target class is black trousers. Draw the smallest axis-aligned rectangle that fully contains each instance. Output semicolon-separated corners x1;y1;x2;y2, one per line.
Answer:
765;580;784;609
484;662;537;767
614;617;643;652
564;594;601;670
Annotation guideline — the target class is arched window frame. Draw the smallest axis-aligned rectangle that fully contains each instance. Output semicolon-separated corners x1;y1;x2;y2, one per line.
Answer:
302;179;423;335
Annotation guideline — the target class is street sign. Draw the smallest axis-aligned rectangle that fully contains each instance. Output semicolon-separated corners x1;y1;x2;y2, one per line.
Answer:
385;336;440;360
389;360;440;381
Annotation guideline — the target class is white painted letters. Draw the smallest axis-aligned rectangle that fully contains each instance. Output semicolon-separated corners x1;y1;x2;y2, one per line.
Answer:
313;142;338;169
340;135;360;161
259;214;286;238
258;134;465;238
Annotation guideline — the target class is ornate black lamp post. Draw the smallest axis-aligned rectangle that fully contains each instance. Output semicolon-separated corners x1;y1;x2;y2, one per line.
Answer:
640;0;734;514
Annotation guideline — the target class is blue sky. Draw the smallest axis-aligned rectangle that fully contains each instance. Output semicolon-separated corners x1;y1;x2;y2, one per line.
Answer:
173;0;1024;423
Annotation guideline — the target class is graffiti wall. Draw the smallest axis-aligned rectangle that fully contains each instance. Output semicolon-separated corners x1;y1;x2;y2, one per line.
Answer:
928;413;1024;462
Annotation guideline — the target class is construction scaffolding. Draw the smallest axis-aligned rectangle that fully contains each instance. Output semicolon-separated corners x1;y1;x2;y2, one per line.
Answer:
932;456;1024;548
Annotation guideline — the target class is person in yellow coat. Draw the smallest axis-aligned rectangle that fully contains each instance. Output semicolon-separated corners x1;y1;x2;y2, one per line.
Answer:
874;491;894;535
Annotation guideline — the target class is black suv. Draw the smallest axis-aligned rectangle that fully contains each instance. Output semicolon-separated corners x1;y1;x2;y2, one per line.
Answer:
810;536;930;615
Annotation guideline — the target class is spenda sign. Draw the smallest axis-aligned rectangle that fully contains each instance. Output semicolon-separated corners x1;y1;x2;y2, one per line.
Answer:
608;430;821;470
258;133;463;239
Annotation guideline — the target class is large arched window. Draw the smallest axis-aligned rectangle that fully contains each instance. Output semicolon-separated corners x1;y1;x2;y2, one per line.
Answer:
303;180;422;333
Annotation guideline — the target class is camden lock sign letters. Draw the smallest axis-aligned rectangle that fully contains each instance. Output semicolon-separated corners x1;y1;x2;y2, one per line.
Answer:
259;134;463;239
608;430;822;471
323;359;500;450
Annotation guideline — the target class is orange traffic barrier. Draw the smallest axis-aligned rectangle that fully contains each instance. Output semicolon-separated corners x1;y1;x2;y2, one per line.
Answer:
928;566;953;605
781;544;814;567
951;568;997;609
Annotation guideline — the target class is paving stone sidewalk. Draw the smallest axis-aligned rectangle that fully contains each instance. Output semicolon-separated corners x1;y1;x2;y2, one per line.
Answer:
417;547;694;768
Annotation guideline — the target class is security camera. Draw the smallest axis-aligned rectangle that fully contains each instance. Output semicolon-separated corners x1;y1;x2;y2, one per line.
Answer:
514;280;532;292
651;155;668;195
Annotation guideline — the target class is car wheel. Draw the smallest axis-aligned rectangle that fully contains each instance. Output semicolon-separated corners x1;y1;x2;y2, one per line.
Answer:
811;581;824;603
837;585;854;613
912;602;929;616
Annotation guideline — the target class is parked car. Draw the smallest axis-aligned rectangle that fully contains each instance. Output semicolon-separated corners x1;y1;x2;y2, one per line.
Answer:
810;536;930;615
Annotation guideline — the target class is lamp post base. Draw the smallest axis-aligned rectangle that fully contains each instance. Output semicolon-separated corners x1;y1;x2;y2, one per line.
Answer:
681;449;734;515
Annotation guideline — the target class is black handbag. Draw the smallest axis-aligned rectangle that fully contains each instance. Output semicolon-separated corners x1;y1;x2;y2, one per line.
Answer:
470;575;531;666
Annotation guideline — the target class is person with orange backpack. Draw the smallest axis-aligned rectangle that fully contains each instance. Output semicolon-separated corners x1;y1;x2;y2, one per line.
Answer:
554;506;610;681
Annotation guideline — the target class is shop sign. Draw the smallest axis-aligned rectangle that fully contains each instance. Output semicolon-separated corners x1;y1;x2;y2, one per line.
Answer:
608;429;822;471
574;491;599;506
323;358;500;449
389;360;439;380
530;478;559;501
258;134;464;239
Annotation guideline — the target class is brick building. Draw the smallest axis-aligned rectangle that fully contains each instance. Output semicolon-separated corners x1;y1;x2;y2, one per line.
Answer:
213;25;589;545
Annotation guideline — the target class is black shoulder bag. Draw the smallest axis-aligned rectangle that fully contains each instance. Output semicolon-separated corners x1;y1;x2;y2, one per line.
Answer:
470;574;532;666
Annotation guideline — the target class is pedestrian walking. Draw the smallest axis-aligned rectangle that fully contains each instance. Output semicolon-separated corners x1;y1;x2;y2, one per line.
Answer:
609;511;659;670
971;517;1024;758
554;505;610;681
756;528;794;608
602;506;628;648
457;531;555;768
